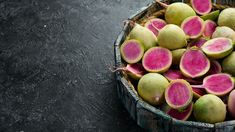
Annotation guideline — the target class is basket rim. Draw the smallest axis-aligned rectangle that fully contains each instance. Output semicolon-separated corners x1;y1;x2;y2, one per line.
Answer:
114;0;235;128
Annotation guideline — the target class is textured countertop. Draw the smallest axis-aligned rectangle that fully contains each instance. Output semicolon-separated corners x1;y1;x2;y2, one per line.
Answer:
0;0;153;131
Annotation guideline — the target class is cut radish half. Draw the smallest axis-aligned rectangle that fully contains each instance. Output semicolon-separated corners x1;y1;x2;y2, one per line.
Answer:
180;48;210;78
142;47;172;73
192;87;207;99
191;0;212;15
189;38;207;48
167;103;193;121
144;18;166;36
203;20;217;38
201;37;233;59
111;63;146;80
192;73;234;96
206;60;222;75
165;79;193;110
181;16;204;38
120;39;144;64
164;69;202;84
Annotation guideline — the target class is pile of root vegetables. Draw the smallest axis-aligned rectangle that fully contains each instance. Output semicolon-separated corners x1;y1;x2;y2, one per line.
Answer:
119;0;235;123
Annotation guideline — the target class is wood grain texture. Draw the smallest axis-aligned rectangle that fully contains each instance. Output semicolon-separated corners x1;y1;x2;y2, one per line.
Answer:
0;0;154;131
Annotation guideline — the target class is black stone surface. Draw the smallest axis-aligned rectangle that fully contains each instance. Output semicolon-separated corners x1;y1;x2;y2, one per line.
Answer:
0;0;152;131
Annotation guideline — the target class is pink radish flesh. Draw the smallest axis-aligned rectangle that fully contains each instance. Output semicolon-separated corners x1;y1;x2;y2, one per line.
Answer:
167;103;193;120
143;47;172;72
126;63;145;75
145;18;166;36
181;16;204;38
190;38;207;48
228;90;235;118
191;0;212;15
203;20;216;38
204;74;234;94
164;70;184;80
206;61;221;75
167;82;191;106
192;87;206;96
123;42;142;60
180;49;209;78
164;70;202;84
204;38;231;52
126;63;146;79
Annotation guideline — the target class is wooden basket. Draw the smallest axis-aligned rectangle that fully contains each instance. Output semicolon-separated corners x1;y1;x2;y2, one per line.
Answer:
114;0;235;131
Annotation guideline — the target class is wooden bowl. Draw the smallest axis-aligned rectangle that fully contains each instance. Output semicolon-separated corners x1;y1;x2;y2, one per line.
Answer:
114;0;235;131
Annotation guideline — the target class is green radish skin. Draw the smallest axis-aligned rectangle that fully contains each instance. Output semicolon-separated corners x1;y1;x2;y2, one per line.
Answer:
129;24;158;51
222;52;235;76
157;24;187;50
164;3;196;25
171;49;186;65
193;94;226;123
212;26;235;42
218;8;235;31
138;73;169;105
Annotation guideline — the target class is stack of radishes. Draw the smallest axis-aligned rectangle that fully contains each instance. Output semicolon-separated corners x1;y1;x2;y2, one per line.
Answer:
119;0;235;123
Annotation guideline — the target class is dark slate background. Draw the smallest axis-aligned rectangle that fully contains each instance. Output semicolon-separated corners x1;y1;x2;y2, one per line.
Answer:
0;0;152;131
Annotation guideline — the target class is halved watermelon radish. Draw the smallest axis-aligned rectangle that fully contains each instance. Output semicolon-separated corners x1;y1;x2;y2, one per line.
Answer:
144;18;166;36
192;73;234;96
165;79;193;110
201;37;233;59
192;87;207;99
180;48;210;78
189;38;207;48
203;20;217;38
167;103;193;121
181;16;204;38
206;60;222;75
142;47;172;73
164;69;202;84
120;39;144;64
191;0;212;15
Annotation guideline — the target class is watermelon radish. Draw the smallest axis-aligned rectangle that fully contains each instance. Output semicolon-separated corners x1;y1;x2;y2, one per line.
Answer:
180;48;210;78
206;60;222;75
191;0;212;15
129;23;158;51
201;37;233;59
163;69;202;84
171;49;186;65
138;73;169;105
203;20;217;38
142;47;172;73
228;90;235;118
165;79;193;110
111;63;146;80
192;73;234;96
144;18;166;36
120;39;144;64
192;87;207;99
189;38;207;48
162;103;193;121
181;16;204;38
155;0;196;25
